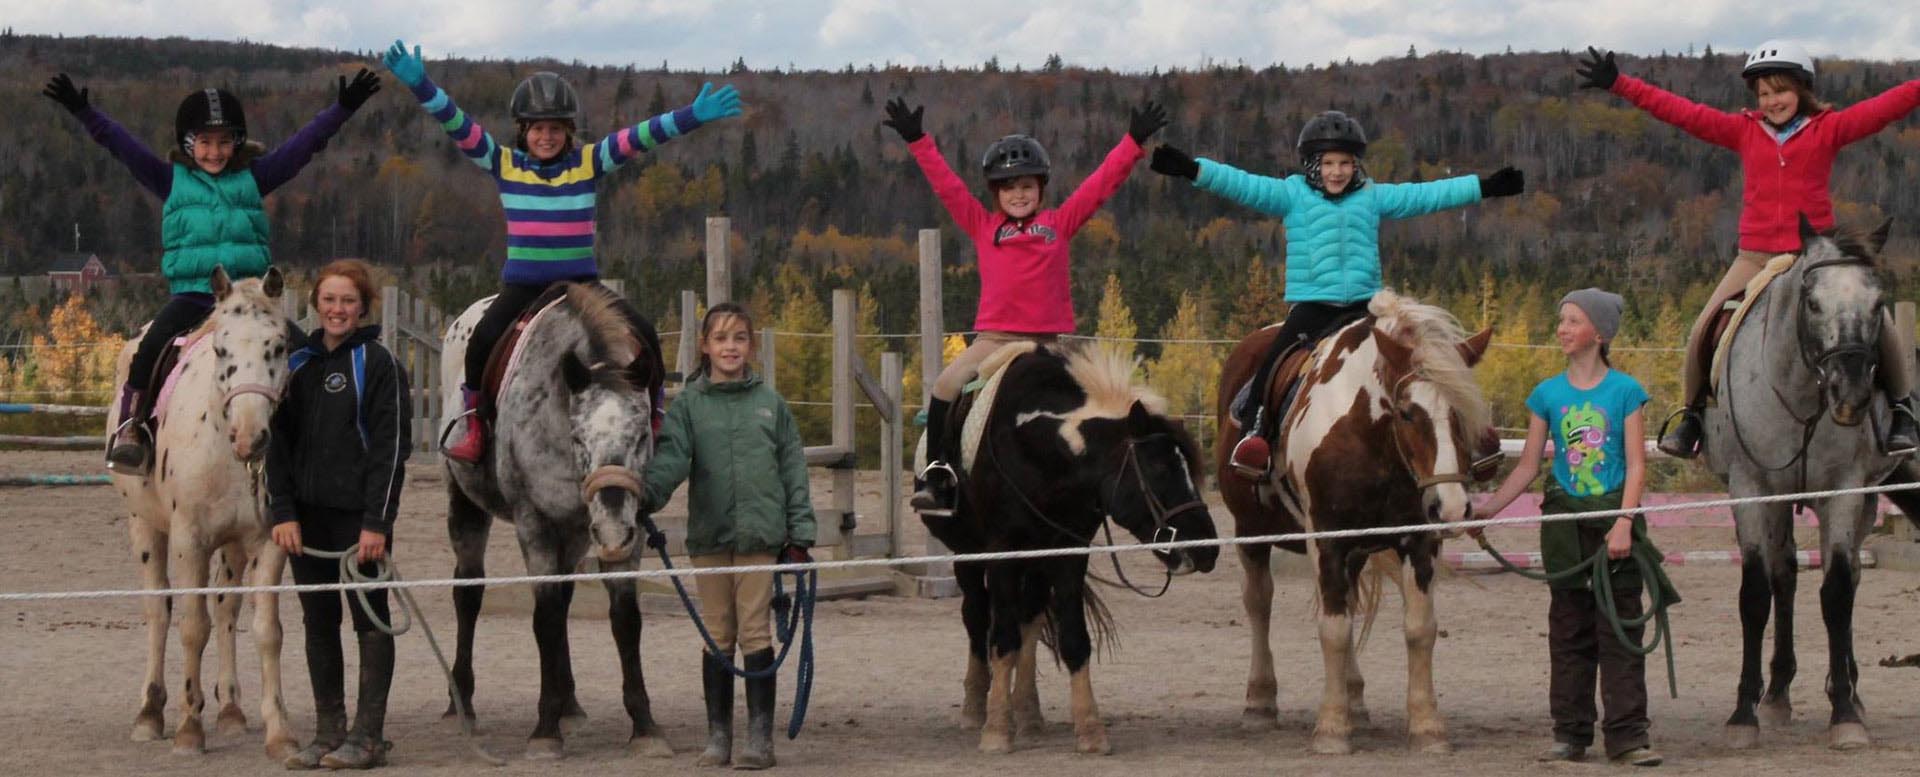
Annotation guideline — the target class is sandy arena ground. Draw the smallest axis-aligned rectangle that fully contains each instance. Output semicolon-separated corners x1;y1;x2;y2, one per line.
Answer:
4;449;1920;776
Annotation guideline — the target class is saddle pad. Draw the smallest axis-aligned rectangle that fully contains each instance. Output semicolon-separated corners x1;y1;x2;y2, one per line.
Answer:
151;331;211;426
1710;253;1799;395
959;341;1041;472
482;293;569;405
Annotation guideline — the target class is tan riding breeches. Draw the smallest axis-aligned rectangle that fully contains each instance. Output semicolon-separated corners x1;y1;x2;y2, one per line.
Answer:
930;331;1059;402
1683;249;1916;403
691;551;778;654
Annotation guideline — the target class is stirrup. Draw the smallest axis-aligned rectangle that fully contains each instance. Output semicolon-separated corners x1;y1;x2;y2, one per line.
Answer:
1654;407;1702;459
911;461;958;517
105;417;153;476
1228;434;1271;480
1885;403;1919;458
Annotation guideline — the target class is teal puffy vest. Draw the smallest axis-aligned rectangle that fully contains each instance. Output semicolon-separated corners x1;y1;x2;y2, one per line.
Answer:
160;164;271;294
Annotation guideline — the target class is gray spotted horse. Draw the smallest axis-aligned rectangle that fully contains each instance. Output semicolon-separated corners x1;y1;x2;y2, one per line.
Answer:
437;282;669;759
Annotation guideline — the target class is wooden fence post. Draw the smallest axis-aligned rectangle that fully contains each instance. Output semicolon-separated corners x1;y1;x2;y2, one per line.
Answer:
706;216;731;306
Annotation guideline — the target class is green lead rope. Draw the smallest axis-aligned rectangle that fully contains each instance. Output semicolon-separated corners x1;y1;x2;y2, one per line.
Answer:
1474;533;1682;699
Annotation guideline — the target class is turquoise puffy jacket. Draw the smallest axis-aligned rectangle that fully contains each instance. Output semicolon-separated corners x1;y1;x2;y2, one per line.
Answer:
160;164;271;294
1194;158;1481;305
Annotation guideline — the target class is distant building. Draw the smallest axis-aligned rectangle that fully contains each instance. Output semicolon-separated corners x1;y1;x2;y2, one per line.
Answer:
47;252;111;296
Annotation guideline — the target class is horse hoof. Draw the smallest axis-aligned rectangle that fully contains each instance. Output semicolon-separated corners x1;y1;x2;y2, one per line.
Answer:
978;730;1013;754
1311;735;1353;755
1017;717;1047;738
525;738;565;760
1075;731;1113;755
172;717;205;755
958;710;986;729
628;735;674;759
131;714;165;742
264;735;300;762
1829;722;1871;751
1350;707;1372;727
1241;708;1280;732
1758;701;1792;728
215;704;247;737
1724;724;1760;750
1412;734;1453;755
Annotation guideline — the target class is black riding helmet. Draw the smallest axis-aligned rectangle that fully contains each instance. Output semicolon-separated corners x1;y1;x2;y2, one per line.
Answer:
511;72;579;155
981;135;1051;184
1296;110;1368;162
176;88;247;155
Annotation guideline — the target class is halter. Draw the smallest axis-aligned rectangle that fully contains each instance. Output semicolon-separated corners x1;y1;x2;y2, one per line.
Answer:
1794;253;1881;391
1386;372;1472;491
581;464;645;502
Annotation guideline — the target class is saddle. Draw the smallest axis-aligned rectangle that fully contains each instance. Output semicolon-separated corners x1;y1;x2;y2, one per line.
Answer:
1232;308;1371;439
480;283;659;416
147;331;210;427
913;341;1040;477
1707;253;1800;401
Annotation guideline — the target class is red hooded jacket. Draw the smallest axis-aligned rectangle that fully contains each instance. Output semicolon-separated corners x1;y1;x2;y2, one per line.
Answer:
1612;74;1920;252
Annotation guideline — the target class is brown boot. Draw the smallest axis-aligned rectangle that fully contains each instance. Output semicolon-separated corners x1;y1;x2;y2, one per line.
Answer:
107;386;152;475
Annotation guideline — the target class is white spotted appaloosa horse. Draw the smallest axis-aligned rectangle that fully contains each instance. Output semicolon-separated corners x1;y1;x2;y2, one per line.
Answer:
1216;290;1492;755
107;266;298;758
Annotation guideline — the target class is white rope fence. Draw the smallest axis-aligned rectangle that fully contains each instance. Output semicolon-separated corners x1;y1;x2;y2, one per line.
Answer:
4;480;1914;604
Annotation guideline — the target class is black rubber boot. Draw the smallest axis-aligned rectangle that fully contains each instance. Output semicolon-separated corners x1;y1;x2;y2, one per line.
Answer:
1657;405;1704;460
1888;396;1919;457
911;398;956;517
698;651;735;767
284;631;348;769
734;649;776;770
322;631;394;769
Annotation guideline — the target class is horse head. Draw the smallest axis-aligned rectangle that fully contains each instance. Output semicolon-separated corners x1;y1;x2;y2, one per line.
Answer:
1095;399;1219;575
1367;296;1493;526
555;285;653;563
1794;215;1892;427
207;265;289;463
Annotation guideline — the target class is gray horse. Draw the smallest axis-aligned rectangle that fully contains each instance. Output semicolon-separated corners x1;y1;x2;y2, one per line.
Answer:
1701;218;1901;750
438;283;670;759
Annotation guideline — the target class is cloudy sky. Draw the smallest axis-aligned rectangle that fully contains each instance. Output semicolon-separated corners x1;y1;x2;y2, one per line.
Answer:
8;1;1918;71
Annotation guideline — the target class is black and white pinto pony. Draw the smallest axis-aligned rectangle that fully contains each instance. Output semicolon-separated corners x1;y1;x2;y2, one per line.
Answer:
438;282;670;759
919;342;1220;755
107;267;299;759
1701;218;1910;750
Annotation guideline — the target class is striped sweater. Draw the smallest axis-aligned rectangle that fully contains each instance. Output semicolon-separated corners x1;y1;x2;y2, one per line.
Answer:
407;75;704;285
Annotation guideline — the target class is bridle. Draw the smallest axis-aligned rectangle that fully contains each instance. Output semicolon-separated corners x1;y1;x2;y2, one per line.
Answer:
1386;372;1472;491
1794;253;1880;393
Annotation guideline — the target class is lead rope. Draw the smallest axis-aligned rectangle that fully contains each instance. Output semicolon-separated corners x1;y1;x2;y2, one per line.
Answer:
248;464;507;766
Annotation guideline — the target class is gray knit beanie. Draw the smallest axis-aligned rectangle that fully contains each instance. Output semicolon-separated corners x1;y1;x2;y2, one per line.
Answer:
1559;288;1624;341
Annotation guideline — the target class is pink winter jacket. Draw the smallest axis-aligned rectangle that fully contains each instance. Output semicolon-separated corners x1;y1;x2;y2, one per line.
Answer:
908;134;1145;333
1612;74;1920;253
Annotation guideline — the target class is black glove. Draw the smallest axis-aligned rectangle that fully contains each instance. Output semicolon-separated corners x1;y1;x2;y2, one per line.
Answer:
1128;100;1168;144
779;544;813;565
1150;145;1199;180
337;68;381;111
1576;46;1618;90
882;97;924;143
1479;166;1524;198
42;73;89;115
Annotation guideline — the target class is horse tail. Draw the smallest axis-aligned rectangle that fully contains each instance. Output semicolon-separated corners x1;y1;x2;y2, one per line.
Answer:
1039;577;1120;665
1351;551;1396;655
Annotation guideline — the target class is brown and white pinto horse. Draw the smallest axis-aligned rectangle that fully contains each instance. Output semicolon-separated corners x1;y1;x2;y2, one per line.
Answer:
1216;290;1491;755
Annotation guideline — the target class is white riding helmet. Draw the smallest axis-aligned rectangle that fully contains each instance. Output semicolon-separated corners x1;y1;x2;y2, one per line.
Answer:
1743;39;1815;81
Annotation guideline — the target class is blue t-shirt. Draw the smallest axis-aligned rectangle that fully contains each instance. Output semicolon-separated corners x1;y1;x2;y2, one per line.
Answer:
1525;370;1650;497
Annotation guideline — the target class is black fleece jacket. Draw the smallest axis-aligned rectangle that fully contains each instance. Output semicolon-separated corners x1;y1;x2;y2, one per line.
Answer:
266;325;411;533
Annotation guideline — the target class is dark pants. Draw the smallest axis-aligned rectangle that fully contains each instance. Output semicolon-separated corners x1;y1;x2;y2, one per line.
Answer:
463;280;664;409
128;294;214;391
1548;587;1651;756
289;504;392;636
1237;300;1371;430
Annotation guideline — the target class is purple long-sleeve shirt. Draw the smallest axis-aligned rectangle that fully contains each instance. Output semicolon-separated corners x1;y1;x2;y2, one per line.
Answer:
78;103;352;198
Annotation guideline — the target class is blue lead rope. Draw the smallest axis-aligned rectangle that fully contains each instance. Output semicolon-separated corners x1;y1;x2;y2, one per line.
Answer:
639;516;816;739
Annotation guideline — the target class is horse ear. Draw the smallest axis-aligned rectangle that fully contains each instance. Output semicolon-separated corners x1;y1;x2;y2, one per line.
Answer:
561;352;593;395
1371;326;1413;369
1458;326;1493;367
210;265;232;301
261;267;284;299
1127;399;1154;433
1798;212;1818;244
1870;218;1893;254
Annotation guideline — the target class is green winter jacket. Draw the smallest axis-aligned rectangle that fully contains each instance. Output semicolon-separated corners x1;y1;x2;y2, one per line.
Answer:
160;164;271;294
643;372;817;555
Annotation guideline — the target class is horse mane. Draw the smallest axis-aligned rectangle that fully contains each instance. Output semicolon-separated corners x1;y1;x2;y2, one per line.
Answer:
188;277;278;340
561;283;639;368
1367;289;1492;435
1056;342;1170;419
1821;222;1883;266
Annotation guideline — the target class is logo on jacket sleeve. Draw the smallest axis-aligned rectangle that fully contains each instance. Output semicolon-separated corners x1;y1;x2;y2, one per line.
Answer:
324;372;348;393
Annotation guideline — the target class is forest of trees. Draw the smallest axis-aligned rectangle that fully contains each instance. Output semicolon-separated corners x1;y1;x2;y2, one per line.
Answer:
2;34;1918;484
